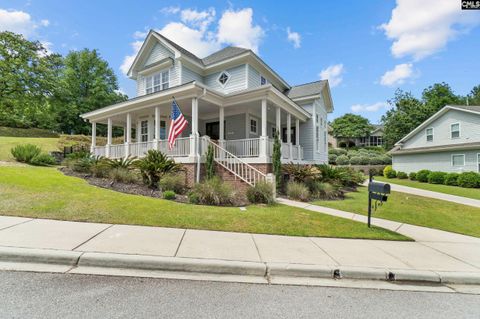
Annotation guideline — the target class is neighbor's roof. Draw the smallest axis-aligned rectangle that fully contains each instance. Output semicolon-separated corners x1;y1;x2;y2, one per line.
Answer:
395;105;480;146
390;141;480;155
287;80;327;99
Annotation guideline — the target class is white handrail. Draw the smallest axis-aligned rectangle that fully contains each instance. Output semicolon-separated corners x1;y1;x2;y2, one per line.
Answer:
206;137;266;186
223;138;260;158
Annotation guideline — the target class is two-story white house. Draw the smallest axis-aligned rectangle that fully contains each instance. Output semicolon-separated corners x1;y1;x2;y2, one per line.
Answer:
81;30;334;186
391;105;480;173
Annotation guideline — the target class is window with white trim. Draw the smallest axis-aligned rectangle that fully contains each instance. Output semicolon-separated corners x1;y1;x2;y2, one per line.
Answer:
140;120;148;142
451;123;460;139
250;118;258;134
218;71;230;86
426;128;433;142
452;154;465;167
271;126;277;138
145;70;169;94
160;120;166;140
260;76;267;86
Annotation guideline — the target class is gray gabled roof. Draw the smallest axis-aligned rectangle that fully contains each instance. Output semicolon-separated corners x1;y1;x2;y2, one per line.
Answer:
153;31;204;65
202;47;250;65
286;80;327;99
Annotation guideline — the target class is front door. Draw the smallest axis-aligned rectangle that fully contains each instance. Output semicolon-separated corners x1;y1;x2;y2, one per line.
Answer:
206;121;220;140
282;127;296;145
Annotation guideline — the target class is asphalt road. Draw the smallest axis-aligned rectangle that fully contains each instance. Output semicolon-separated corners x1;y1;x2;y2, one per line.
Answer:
0;271;479;319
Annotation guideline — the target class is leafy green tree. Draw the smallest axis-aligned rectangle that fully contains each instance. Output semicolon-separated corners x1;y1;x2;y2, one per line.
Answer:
422;82;461;113
468;85;480;105
53;49;127;135
205;144;215;180
0;32;63;128
330;113;373;140
272;131;282;189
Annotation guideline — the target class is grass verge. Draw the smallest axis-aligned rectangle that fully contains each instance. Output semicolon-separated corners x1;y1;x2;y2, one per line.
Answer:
0;136;59;161
0;166;408;240
313;186;480;238
375;176;480;200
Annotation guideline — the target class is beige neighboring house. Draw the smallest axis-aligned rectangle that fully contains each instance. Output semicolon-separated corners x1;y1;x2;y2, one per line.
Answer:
80;30;334;187
330;125;384;148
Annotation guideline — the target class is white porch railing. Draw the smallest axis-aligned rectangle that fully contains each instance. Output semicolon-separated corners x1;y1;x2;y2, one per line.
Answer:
92;146;106;157
109;144;125;158
281;142;290;159
223;138;260;158
291;145;304;160
158;137;190;157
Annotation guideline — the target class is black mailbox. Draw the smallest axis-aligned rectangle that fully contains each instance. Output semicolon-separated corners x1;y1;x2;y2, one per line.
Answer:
368;182;391;195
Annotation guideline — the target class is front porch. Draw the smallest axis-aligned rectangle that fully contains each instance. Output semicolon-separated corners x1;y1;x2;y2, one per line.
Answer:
85;82;309;164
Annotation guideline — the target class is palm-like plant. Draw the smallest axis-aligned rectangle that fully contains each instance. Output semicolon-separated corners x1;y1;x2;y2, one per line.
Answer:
135;150;182;188
106;156;136;169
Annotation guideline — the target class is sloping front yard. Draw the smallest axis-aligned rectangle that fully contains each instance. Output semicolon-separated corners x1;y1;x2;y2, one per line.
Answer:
0;136;59;161
0;166;407;240
376;176;480;201
313;186;480;238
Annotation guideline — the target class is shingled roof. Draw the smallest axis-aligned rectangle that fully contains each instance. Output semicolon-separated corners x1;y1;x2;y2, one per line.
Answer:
287;80;327;99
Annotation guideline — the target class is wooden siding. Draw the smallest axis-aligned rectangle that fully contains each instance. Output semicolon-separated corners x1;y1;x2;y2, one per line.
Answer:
393;150;480;173
205;64;246;94
143;43;174;66
247;64;261;89
182;65;203;84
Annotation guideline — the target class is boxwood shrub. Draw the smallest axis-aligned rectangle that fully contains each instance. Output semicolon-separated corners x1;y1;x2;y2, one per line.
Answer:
457;172;480;188
444;173;459;186
427;171;447;184
416;170;432;183
328;153;337;164
335;155;350;165
409;172;417;180
383;165;397;178
397;171;408;179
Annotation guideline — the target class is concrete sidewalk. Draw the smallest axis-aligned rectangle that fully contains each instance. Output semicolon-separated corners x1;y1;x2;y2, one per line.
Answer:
365;180;480;208
0;215;479;286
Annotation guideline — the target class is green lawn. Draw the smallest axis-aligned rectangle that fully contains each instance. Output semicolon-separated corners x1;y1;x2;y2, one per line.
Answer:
376;176;480;200
0;136;59;161
0;166;407;241
313;187;480;237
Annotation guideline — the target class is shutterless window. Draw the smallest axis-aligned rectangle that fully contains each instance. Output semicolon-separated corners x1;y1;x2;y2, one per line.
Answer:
160;120;166;139
260;76;267;86
452;154;465;167
426;128;433;142
140;120;148;142
451;123;460;139
145;70;169;94
250;118;258;134
218;72;229;86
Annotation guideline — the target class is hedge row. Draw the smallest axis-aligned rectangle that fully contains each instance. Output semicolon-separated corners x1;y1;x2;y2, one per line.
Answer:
383;166;480;188
329;148;391;166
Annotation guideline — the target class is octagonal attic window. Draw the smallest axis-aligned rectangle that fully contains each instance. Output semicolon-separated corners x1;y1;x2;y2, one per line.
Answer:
218;71;230;86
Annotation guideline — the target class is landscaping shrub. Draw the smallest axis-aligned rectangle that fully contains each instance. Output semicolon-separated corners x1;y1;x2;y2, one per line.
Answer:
349;156;369;165
368;156;384;165
11;144;41;163
30;153;56;166
109;167;139;184
106;156;136;169
72;157;93;173
329;148;347;156
457;172;480;188
163;190;176;200
428;171;447;184
282;163;316;182
409;172;417;180
315;164;365;187
308;181;342;200
416;170;432;183
89;158;111;178
286;181;310;202
383;165;397;179
444;173;459;186
188;177;235;206
335;155;349;165
205;144;215;180
159;172;185;194
246;181;275;205
135;150;182;188
328;153;337;164
381;155;392;165
397;171;408;179
272;134;282;189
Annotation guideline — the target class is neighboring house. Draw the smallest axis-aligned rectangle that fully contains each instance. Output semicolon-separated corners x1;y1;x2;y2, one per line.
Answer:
390;105;480;173
334;125;384;148
327;124;337;148
81;30;333;186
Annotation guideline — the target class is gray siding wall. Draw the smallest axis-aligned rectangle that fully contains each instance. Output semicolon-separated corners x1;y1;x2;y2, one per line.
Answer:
205;64;246;94
203;114;247;140
403;110;480;149
144;43;174;66
393;150;480;173
298;98;328;163
247;64;261;89
299;104;314;161
182;65;203;84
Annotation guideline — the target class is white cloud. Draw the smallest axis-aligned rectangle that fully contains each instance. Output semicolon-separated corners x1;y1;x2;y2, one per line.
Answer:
351;102;389;113
217;8;264;53
286;27;301;49
380;0;480;60
0;8;49;37
121;7;265;75
380;63;414;87
319;64;344;87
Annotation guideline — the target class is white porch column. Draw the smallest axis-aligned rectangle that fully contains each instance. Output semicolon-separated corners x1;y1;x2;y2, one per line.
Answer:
136;120;141;142
190;97;199;158
154;106;160;150
287;113;292;160
259;98;268;159
275;107;281;137
90;122;96;154
125;113;131;158
148;115;154;142
106;117;112;157
219;106;225;148
296;118;301;159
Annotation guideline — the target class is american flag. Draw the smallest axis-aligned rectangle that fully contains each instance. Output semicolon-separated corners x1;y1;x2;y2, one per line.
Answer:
168;99;188;150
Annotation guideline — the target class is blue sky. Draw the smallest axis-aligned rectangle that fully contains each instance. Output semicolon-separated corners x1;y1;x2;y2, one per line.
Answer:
1;0;479;123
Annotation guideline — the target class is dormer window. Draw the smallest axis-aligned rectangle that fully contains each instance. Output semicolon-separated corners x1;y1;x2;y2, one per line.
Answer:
218;71;230;86
145;70;169;94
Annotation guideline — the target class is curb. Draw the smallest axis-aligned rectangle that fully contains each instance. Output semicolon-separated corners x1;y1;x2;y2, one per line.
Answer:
1;247;479;286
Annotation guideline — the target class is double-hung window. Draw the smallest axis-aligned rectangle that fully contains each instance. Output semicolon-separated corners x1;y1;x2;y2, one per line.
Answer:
451;123;460;139
250;118;258;134
140;120;148;142
426;128;434;142
145;70;169;94
452;154;465;167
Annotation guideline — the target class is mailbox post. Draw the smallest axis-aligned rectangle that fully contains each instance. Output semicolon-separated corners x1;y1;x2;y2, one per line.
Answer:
367;171;391;228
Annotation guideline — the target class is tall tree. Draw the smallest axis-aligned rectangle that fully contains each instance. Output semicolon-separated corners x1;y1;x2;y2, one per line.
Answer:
421;82;462;113
53;49;127;134
468;85;480;105
0;31;63;128
330;113;373;140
